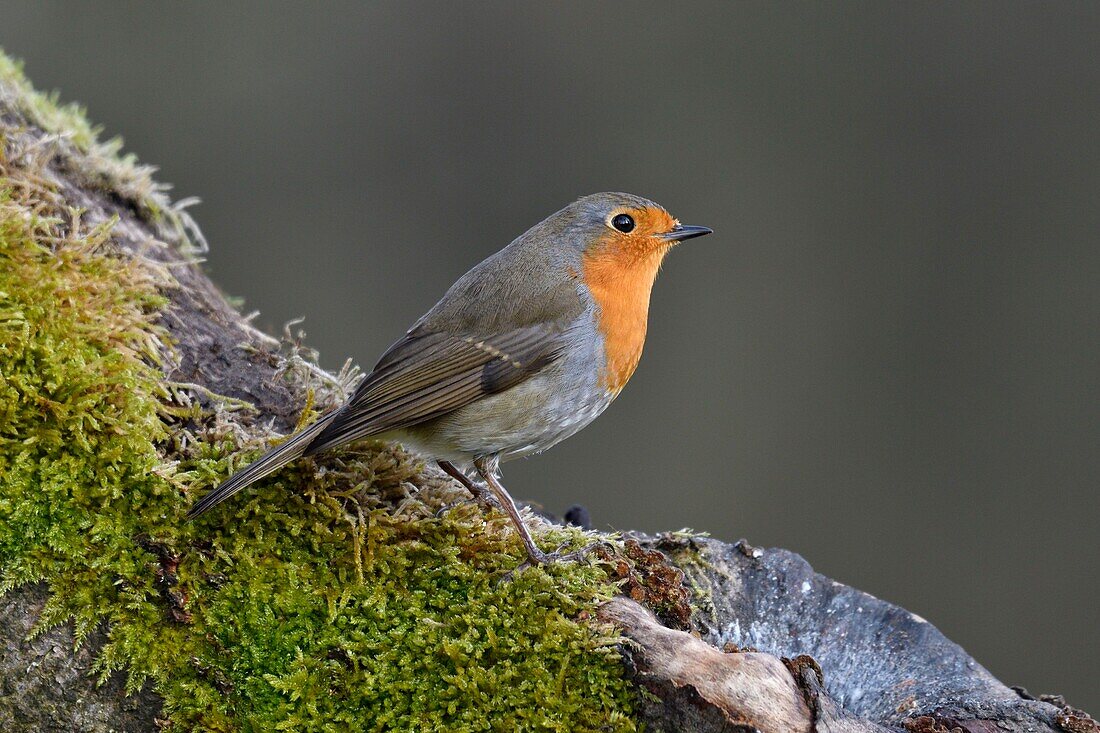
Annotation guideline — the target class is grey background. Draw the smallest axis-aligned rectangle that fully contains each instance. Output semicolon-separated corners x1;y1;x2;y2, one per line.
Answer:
5;1;1096;712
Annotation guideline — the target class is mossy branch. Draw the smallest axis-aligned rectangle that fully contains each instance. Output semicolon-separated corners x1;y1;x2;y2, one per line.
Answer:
0;51;1094;733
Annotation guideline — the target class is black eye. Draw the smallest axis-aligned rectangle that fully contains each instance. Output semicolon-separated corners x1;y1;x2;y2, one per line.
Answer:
611;214;635;233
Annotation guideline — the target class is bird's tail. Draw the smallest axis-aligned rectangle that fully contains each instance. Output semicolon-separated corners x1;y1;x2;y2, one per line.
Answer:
185;412;337;518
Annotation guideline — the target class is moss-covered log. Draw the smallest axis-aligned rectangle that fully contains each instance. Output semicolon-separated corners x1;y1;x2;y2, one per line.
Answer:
0;52;1095;732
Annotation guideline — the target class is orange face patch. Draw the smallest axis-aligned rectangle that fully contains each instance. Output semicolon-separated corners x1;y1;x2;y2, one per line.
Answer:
581;205;678;393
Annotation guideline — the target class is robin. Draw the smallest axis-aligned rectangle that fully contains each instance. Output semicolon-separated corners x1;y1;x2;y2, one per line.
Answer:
188;192;711;567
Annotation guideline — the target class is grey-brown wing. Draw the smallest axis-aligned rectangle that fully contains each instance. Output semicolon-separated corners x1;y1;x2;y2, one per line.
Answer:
302;323;568;456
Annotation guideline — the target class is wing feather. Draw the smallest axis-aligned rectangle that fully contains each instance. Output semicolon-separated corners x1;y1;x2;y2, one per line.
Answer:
303;323;568;456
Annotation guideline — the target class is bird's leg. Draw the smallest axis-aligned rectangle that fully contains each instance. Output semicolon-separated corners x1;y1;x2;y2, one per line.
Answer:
437;460;497;510
473;456;549;564
473;456;598;570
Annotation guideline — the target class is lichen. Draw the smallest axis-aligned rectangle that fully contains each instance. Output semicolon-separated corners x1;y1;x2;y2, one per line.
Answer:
0;51;637;732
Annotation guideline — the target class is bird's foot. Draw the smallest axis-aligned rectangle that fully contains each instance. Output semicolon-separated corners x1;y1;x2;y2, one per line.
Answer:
535;540;603;565
469;489;501;512
435;461;500;513
500;541;604;583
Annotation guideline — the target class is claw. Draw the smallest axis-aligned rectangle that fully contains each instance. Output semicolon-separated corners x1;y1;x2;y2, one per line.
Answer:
545;541;602;565
461;485;500;513
475;494;501;512
498;541;604;584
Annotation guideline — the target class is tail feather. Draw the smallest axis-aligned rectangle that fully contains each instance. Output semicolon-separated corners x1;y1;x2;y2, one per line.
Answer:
186;413;337;518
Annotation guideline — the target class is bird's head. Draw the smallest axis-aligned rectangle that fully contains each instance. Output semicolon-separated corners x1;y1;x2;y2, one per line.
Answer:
549;192;712;268
537;192;712;392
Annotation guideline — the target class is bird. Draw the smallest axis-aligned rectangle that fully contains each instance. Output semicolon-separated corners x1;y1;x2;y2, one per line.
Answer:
187;192;711;567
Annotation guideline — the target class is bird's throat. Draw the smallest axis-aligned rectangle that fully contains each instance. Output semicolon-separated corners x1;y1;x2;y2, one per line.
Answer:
581;243;668;394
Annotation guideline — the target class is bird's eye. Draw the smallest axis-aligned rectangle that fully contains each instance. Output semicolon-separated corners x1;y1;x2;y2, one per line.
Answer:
611;214;635;233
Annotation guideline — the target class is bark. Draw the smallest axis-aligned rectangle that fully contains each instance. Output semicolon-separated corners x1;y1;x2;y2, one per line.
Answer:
605;536;1097;732
0;81;1095;733
0;584;162;733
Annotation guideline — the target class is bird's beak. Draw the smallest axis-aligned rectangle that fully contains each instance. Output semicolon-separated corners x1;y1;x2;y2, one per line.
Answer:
661;224;713;242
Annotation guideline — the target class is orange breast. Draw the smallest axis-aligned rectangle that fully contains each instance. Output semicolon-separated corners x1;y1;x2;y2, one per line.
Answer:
581;237;668;394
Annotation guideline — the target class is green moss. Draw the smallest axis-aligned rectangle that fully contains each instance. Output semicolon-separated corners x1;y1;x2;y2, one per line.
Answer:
0;56;637;732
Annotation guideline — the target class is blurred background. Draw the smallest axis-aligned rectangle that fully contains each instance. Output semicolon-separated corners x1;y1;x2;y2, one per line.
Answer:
5;1;1097;711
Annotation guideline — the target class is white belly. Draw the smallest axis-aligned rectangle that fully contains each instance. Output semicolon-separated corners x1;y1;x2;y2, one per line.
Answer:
399;360;616;463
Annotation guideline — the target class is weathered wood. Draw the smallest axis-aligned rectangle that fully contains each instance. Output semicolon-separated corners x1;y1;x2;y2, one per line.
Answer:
612;535;1096;731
